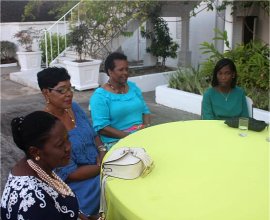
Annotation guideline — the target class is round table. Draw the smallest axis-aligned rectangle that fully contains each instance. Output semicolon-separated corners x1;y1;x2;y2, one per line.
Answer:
103;120;269;220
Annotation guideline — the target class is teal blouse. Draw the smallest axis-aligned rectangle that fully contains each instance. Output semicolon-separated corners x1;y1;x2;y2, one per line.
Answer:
90;81;150;144
202;86;249;120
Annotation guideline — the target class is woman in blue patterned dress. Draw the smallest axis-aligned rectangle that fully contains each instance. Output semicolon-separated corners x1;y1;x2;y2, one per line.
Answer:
1;111;80;220
90;52;151;150
37;67;106;220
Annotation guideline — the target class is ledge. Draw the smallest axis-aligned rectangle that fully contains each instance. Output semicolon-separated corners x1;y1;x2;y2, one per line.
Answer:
0;63;17;67
155;84;270;123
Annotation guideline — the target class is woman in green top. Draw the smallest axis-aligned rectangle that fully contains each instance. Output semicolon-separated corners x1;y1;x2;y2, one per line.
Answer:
202;58;249;120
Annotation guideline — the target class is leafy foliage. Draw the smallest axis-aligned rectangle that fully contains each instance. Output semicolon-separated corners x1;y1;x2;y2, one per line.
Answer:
168;67;210;95
68;23;91;62
22;0;78;21
13;28;41;52
39;33;67;64
169;29;269;110
200;29;269;110
141;17;179;67
193;1;269;16
0;41;17;64
70;0;159;59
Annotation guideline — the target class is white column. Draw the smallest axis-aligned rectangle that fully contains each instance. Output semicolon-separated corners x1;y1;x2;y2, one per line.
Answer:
177;13;191;67
224;4;233;51
143;20;158;66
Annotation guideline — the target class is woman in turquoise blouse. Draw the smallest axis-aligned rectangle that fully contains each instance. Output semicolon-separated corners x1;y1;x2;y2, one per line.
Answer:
90;52;151;150
202;58;249;120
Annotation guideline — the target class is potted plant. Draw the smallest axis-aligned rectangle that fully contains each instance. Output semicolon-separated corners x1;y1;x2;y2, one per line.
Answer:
0;41;17;67
63;23;102;91
14;27;42;72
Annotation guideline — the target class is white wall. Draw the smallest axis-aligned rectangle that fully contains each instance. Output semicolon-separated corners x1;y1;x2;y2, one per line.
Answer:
189;4;217;67
0;21;67;51
162;4;217;68
121;27;146;62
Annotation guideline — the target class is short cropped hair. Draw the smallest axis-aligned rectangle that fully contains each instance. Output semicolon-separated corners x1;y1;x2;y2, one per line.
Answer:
11;111;59;157
211;58;237;88
104;52;127;76
37;67;70;90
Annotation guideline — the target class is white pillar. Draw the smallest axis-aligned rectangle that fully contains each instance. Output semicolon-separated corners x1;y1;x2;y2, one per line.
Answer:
177;13;191;67
224;4;233;51
143;20;158;66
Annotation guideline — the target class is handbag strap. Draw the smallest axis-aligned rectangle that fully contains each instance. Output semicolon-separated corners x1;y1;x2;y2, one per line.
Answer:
99;174;108;215
99;147;154;218
130;148;153;168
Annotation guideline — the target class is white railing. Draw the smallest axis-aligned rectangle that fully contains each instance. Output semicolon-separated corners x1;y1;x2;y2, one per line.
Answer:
43;2;81;67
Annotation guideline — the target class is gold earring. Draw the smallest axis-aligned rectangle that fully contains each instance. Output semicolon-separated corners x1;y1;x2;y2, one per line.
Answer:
35;156;40;161
46;99;50;104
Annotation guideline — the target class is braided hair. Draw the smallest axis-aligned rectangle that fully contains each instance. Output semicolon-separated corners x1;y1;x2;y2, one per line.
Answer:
11;111;59;157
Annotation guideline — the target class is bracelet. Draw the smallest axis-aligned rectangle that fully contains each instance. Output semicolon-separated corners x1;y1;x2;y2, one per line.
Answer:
97;145;107;152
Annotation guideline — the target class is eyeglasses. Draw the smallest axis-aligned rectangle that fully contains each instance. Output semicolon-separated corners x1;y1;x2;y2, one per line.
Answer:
48;86;75;94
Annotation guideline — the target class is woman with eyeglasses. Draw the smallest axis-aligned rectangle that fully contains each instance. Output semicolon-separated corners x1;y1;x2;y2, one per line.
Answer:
37;67;105;220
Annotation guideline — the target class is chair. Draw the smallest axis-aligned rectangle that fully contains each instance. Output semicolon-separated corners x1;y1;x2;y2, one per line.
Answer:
246;96;254;118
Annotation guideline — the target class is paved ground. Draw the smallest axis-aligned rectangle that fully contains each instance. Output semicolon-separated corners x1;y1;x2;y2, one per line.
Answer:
0;65;199;195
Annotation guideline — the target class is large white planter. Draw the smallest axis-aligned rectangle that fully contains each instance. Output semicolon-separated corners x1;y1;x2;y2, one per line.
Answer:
156;84;203;115
64;59;102;91
156;84;270;123
16;51;42;72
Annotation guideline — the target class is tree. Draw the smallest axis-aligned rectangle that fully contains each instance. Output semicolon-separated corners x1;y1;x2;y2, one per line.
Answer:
68;0;159;59
141;14;179;67
192;0;269;16
22;0;79;21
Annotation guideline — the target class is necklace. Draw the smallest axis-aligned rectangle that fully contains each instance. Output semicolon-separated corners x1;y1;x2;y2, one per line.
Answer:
27;159;74;197
65;109;76;127
107;80;126;94
219;90;231;102
46;107;76;127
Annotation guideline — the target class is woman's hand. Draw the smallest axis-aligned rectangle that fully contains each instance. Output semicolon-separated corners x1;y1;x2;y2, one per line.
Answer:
78;212;89;220
99;126;129;139
67;164;100;182
98;151;106;165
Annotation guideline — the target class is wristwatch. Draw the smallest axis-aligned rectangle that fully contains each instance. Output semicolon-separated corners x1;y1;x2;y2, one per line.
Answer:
98;145;107;152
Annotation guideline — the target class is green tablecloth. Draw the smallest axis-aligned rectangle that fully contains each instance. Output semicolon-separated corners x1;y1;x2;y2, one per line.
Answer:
104;120;269;220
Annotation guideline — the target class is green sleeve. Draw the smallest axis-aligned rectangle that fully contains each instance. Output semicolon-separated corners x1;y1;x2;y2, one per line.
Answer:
202;90;215;120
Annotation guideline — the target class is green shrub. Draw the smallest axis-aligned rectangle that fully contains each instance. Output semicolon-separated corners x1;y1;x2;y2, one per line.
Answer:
168;67;210;95
40;33;67;64
199;30;269;110
0;41;17;64
169;29;269;110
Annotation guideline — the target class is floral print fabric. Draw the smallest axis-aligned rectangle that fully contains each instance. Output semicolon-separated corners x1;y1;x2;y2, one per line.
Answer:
1;173;79;220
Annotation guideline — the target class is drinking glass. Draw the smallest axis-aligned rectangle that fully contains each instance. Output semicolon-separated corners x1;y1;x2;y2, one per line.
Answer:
238;117;249;137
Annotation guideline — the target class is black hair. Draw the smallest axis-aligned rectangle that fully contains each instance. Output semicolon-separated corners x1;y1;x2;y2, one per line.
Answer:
104;52;127;76
211;58;237;88
11;111;59;156
37;67;71;90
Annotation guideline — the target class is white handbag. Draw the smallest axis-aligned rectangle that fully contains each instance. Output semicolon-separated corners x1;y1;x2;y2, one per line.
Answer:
99;147;154;215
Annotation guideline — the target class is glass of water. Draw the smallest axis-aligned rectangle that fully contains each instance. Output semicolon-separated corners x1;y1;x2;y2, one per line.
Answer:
239;117;249;137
